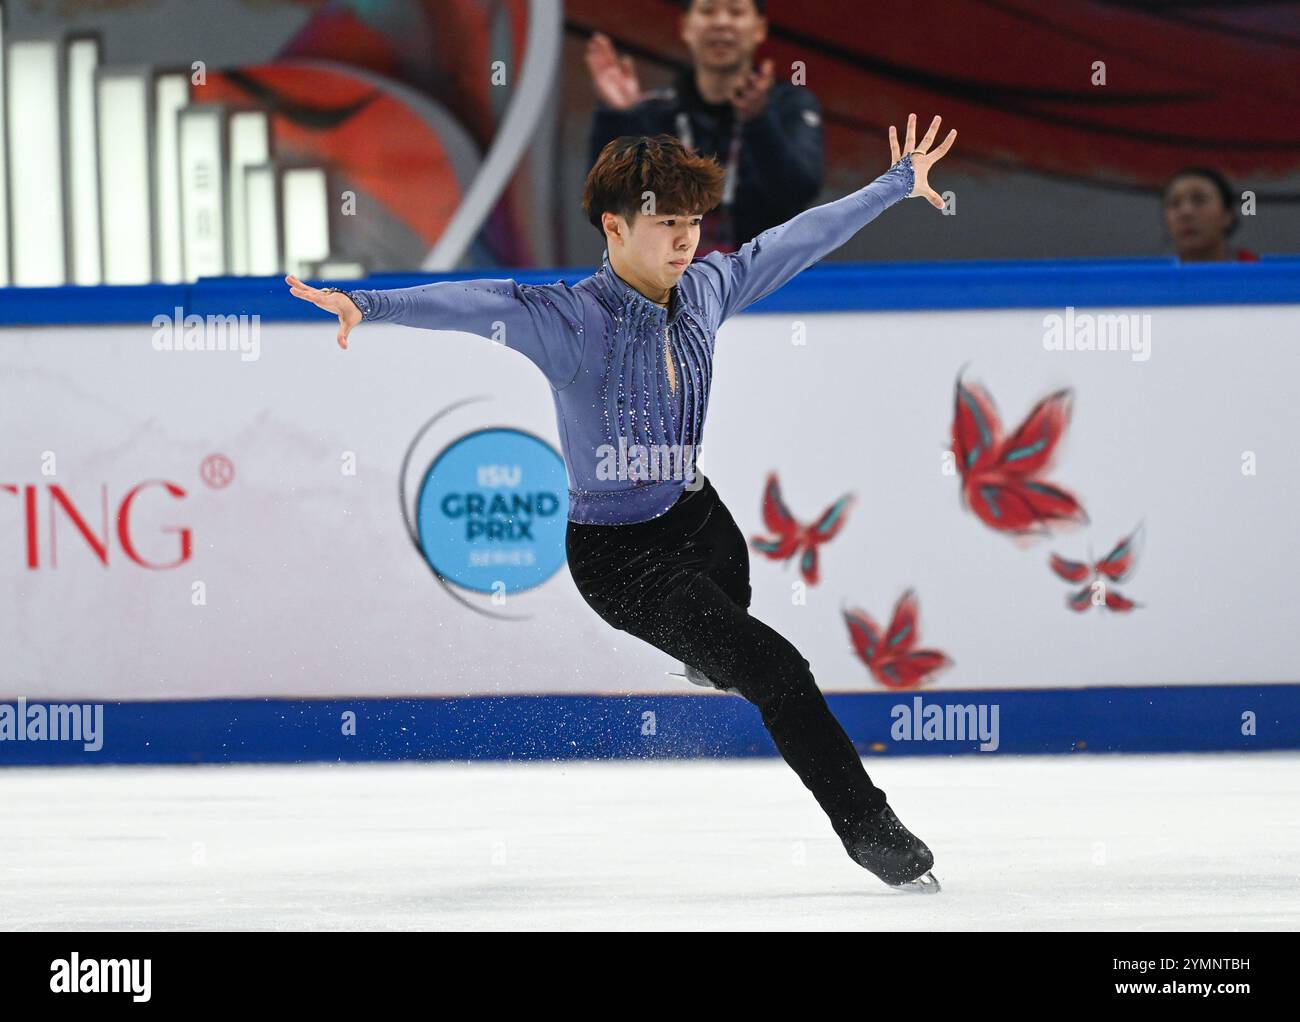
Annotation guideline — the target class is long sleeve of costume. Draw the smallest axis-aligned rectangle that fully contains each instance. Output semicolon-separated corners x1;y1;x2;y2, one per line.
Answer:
344;278;587;391
690;153;915;323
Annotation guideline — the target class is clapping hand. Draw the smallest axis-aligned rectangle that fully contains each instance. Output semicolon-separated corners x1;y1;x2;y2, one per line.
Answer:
585;32;642;111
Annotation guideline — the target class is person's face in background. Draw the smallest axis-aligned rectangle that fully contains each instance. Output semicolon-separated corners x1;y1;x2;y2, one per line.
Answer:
1163;174;1234;261
605;209;702;296
680;0;767;74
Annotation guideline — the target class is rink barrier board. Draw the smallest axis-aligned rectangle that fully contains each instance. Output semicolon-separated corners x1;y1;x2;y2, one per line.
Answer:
1;256;1299;325
4;259;1299;764
1;683;1296;766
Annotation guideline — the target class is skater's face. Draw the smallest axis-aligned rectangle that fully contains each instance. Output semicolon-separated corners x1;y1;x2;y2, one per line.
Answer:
604;210;702;296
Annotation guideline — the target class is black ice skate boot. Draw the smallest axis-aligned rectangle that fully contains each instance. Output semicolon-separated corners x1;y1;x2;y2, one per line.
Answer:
842;803;940;893
666;662;739;695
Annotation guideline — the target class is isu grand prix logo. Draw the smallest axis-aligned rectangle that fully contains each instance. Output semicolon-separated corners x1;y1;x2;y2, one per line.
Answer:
951;374;1087;536
1050;525;1144;612
400;399;569;620
749;472;854;586
842;590;952;689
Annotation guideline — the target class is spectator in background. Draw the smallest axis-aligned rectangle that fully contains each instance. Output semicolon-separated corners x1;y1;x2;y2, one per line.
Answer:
1162;167;1258;262
585;0;823;257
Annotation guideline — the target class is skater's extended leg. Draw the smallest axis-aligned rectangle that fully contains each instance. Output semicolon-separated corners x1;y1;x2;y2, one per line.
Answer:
638;570;888;842
566;476;935;887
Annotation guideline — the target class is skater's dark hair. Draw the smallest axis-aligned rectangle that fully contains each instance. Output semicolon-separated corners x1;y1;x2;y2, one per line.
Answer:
1162;166;1240;235
583;134;726;236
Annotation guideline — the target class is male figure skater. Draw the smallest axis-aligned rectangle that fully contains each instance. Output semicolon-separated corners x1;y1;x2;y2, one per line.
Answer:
287;113;956;892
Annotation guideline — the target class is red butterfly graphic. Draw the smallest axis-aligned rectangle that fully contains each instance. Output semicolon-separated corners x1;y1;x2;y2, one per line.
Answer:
951;375;1088;535
1050;524;1144;612
749;472;855;586
842;590;953;690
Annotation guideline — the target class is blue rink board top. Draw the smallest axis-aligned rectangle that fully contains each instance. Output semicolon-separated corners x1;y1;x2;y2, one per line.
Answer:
1;684;1298;765
1;255;1299;325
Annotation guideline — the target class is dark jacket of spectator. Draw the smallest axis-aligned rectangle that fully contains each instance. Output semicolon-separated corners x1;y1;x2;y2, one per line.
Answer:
588;66;824;254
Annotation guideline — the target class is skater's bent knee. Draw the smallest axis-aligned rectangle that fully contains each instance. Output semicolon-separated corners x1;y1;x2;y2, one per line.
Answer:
736;658;819;715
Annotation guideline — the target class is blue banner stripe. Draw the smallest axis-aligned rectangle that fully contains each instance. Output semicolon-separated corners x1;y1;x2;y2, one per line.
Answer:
1;684;1295;765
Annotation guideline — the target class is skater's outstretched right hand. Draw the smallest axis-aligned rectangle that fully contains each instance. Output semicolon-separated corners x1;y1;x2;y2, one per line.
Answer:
285;275;363;350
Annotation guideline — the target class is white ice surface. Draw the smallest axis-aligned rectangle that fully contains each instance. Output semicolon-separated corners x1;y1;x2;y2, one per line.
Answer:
2;752;1297;930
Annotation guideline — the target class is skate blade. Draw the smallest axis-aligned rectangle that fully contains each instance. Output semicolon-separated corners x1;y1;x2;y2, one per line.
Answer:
665;671;739;695
889;870;941;894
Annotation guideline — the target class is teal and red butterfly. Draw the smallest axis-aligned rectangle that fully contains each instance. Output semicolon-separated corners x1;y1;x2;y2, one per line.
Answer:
952;375;1088;535
1050;525;1143;612
749;472;854;586
842;590;952;689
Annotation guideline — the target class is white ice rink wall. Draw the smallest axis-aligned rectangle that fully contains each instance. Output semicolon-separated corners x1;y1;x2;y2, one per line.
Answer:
2;258;1299;763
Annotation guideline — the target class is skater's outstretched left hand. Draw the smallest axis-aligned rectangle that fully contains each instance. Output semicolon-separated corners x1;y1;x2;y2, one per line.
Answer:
285;274;362;349
888;113;957;210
